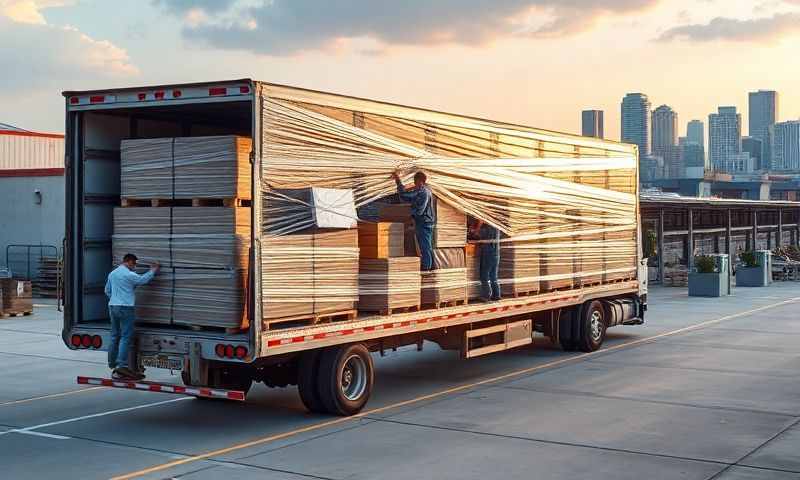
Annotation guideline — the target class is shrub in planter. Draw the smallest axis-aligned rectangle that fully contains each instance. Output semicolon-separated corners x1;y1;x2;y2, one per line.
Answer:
736;251;768;287
689;255;729;297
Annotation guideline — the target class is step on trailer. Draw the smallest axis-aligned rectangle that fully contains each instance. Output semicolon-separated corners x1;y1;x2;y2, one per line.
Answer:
63;79;647;416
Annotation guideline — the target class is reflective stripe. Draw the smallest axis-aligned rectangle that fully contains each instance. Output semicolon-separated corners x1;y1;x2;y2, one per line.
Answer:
76;377;245;401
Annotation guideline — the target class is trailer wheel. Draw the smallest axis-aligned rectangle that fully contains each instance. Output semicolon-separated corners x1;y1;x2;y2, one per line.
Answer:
577;300;606;352
297;350;326;413
317;344;374;416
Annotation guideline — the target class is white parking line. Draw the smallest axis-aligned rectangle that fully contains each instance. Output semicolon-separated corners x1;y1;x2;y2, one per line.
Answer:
0;397;191;440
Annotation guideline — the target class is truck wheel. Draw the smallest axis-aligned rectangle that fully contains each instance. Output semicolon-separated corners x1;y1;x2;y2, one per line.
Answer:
577;300;606;352
297;350;326;413
558;309;578;351
317;344;374;416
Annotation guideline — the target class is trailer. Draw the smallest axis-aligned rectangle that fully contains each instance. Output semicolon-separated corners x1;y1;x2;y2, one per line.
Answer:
62;79;647;416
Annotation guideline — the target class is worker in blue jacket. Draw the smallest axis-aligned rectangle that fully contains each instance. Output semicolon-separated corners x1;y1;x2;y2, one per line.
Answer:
471;219;502;301
393;170;436;271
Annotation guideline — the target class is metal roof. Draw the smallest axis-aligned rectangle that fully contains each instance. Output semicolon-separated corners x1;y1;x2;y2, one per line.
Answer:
640;192;800;209
0;122;29;132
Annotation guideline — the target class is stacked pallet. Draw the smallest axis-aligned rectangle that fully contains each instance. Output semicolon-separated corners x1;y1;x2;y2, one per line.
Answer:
35;256;61;298
465;244;482;300
499;241;541;297
358;257;421;314
421;268;467;307
434;199;467;247
0;279;33;316
121;136;251;200
261;229;359;328
358;222;405;258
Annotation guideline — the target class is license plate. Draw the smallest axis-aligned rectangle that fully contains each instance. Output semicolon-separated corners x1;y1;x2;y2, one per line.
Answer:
140;354;183;371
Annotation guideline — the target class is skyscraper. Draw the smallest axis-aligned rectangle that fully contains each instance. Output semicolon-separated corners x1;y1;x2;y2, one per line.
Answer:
687;120;704;148
749;90;778;170
651;105;679;178
773;120;800;171
679;137;705;178
742;137;763;171
581;110;604;138
621;93;651;157
709;106;744;173
652;105;678;152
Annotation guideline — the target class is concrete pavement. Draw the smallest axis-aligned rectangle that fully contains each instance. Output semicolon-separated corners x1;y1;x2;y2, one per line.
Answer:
1;285;799;479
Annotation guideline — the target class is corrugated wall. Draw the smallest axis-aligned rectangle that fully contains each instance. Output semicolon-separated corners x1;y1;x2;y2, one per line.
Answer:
0;133;65;170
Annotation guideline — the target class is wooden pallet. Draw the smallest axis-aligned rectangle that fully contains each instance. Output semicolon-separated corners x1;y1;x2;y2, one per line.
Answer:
425;298;467;310
374;305;421;316
507;289;539;298
121;197;251;208
0;311;32;318
265;309;358;330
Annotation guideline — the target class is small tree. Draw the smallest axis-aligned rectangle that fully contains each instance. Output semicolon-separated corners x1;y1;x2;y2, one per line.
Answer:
739;251;758;268
695;255;717;274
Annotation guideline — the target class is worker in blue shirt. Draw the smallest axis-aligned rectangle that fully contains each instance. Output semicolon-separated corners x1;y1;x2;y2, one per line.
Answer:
471;219;502;301
104;253;159;380
393;170;436;271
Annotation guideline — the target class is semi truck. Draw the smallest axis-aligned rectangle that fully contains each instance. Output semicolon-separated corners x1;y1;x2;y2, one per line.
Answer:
63;79;647;416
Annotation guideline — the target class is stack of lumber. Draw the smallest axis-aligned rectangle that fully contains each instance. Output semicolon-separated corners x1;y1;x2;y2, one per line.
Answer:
358;222;404;258
112;207;250;270
35;256;61;298
0;279;33;316
434;199;467;247
603;228;638;282
421;268;467;307
433;248;465;269
499;241;541;297
135;269;246;328
261;229;359;328
120;136;251;200
358;257;421;314
377;203;419;256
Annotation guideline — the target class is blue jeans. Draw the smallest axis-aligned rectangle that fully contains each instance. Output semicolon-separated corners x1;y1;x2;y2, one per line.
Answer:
480;244;501;300
415;222;435;271
108;305;136;369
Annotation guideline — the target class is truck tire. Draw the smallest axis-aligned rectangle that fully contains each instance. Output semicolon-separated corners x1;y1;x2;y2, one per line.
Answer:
558;308;578;351
317;344;374;416
297;350;326;413
576;300;606;352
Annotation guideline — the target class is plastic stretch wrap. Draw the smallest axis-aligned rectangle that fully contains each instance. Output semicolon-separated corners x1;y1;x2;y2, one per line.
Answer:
257;87;638;323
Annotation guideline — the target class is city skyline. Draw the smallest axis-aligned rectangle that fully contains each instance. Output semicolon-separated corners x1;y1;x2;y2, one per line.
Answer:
2;1;800;137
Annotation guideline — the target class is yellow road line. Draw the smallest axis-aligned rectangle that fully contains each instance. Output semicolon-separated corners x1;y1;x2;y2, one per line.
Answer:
0;386;102;407
112;297;800;480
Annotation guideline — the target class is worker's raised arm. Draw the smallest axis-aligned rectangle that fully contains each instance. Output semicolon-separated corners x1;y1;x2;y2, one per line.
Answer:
125;266;156;286
393;172;418;203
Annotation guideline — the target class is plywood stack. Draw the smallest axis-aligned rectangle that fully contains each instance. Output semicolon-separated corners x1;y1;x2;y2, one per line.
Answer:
121;136;251;200
0;279;33;316
261;229;359;328
358;222;404;259
421;268;467;307
358;257;421;314
434;199;467;248
499;241;541;297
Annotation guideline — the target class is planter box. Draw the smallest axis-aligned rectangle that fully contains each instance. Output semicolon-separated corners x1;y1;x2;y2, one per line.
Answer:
736;265;769;287
688;272;730;297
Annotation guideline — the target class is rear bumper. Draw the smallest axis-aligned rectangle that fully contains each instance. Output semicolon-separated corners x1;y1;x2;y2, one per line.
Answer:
77;376;246;401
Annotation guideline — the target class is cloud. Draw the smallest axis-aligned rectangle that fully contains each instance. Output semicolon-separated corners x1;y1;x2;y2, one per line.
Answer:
0;1;138;92
154;0;659;55
658;12;800;42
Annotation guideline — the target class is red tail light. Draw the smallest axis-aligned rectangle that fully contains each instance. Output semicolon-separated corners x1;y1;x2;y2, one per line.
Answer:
81;334;92;348
69;97;79;105
172;90;182;98
71;335;82;347
215;344;226;357
92;335;102;349
137;93;146;101
154;91;165;100
239;86;250;94
89;95;105;104
224;345;234;358
209;87;227;96
234;346;247;359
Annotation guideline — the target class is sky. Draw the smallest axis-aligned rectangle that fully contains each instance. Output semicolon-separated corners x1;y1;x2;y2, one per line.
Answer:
2;0;800;140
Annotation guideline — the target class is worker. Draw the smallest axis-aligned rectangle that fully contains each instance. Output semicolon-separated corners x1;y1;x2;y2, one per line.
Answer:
104;253;159;380
392;170;436;271
472;219;502;301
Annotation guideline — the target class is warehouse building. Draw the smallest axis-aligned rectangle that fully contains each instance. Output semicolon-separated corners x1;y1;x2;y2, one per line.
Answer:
0;123;64;295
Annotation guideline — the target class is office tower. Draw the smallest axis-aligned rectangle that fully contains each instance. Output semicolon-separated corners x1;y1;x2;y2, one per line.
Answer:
773;120;800;171
687;120;704;148
742;137;763;170
709;106;744;173
749;90;778;170
581;110;604;138
680;139;705;179
621;93;651;156
652;105;678;152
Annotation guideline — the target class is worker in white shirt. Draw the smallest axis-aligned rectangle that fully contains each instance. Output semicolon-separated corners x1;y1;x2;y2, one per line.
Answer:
104;253;159;380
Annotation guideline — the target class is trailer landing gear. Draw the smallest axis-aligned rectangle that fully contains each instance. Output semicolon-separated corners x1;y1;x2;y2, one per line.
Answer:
298;343;374;416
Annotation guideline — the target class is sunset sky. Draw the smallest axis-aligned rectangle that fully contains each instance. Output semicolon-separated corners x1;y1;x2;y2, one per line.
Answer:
2;0;800;141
